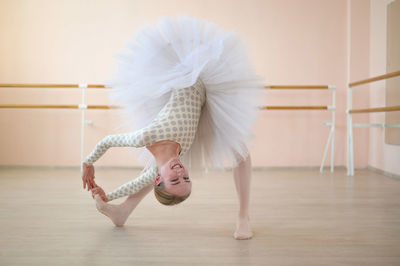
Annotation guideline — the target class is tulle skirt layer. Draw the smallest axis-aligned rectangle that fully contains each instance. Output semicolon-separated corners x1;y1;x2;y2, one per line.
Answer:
107;15;265;170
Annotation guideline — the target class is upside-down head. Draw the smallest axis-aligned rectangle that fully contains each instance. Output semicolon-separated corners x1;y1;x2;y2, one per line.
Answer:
154;156;192;206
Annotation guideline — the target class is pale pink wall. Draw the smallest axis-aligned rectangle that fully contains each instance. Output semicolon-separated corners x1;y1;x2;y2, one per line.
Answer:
0;0;351;167
348;0;370;168
368;0;400;175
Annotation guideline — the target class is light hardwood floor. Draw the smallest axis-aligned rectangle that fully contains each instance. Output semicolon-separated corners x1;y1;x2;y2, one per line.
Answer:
0;167;399;265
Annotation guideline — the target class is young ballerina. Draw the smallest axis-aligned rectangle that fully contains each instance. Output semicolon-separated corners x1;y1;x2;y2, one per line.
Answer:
81;16;264;240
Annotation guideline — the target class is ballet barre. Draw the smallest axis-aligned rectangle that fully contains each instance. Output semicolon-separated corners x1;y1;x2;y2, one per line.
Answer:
260;106;329;110
1;83;336;173
347;70;400;176
0;83;106;88
267;85;332;89
263;85;336;173
0;83;112;170
0;104;117;109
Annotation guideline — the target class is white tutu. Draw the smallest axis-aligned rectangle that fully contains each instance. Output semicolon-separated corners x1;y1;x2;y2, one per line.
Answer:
106;15;265;170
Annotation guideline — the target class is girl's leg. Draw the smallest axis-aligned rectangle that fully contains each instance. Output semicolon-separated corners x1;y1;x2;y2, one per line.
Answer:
95;184;153;227
233;152;253;240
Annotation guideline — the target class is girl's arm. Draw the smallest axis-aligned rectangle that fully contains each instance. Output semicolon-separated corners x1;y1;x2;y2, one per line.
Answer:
83;130;147;165
81;125;154;191
81;131;147;191
106;165;158;201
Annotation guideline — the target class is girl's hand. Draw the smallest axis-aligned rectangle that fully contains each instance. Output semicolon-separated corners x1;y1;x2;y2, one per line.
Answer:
82;163;96;191
91;185;109;202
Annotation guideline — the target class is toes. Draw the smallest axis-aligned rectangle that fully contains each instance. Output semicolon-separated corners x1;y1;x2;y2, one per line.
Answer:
114;222;125;227
95;200;107;214
94;195;106;208
234;231;253;240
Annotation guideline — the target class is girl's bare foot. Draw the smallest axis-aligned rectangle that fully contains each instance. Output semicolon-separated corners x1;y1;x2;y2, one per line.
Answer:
94;195;132;227
234;216;253;240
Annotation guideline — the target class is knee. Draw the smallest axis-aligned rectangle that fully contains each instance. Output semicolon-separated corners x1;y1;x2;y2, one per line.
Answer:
233;149;251;166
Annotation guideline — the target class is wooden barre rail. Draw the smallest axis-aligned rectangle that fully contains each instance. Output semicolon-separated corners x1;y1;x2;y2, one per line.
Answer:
260;106;328;110
349;105;400;114
0;84;107;88
0;84;334;111
0;104;330;110
0;104;118;109
0;82;337;174
0;84;334;89
349;70;400;87
265;85;330;89
347;70;400;176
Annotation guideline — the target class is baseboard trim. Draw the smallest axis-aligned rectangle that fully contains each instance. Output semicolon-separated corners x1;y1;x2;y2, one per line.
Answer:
252;166;346;171
0;165;143;170
367;165;400;179
1;165;397;178
0;165;346;171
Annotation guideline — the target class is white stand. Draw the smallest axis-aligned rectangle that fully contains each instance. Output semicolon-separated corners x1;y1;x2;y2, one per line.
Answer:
79;83;88;172
320;86;336;173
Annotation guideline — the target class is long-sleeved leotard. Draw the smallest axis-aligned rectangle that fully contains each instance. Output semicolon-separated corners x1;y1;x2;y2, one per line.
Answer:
84;78;206;201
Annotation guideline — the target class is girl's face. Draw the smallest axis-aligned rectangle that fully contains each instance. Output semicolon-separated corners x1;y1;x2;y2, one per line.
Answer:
154;156;191;196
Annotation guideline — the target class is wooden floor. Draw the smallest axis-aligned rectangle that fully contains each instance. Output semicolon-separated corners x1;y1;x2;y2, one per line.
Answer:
0;167;399;265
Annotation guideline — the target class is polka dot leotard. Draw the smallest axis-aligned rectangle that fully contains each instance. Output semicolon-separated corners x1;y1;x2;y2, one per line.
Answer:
84;79;206;201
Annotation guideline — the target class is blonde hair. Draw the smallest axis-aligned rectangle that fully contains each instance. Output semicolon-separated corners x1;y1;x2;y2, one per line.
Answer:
154;182;191;206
